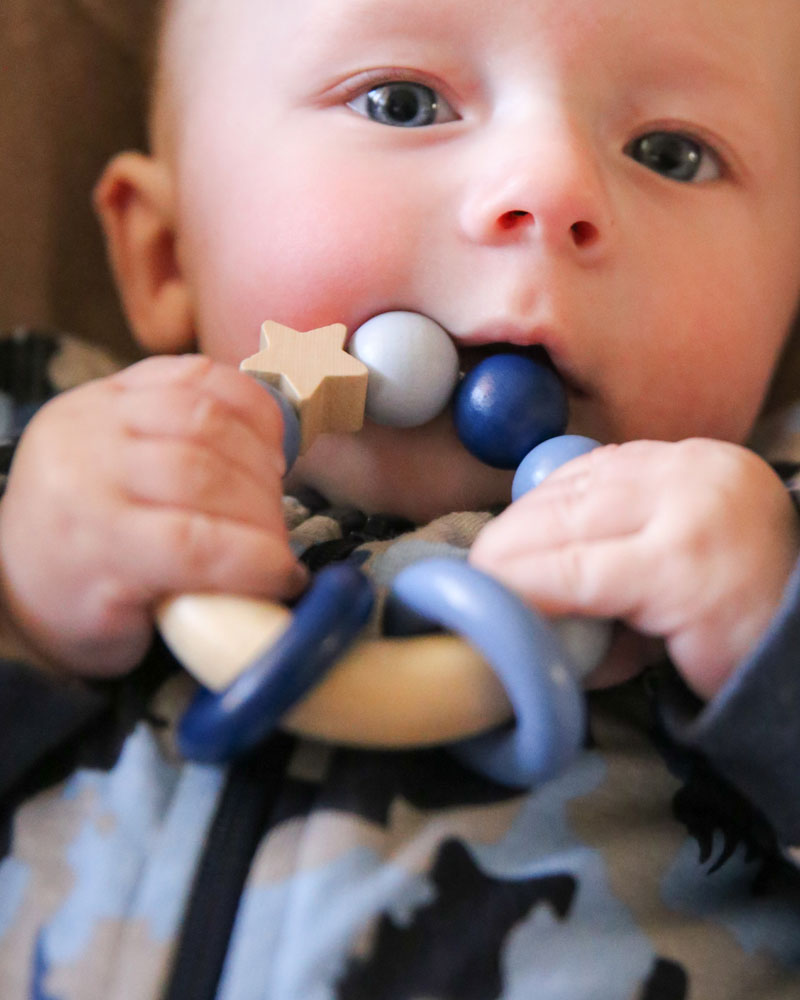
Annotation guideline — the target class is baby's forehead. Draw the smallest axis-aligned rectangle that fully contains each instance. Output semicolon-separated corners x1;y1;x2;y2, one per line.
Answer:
155;0;800;117
159;0;800;59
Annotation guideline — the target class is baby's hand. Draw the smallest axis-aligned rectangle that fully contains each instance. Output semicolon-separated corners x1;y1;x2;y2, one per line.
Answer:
470;439;800;699
0;355;306;676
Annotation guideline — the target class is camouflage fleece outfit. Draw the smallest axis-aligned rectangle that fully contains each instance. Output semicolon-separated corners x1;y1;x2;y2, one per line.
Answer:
3;330;800;1000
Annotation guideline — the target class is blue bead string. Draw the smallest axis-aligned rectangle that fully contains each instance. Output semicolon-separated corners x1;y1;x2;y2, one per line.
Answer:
179;335;602;785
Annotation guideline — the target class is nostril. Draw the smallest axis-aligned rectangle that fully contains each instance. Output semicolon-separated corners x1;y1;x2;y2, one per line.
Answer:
498;209;532;230
571;220;599;247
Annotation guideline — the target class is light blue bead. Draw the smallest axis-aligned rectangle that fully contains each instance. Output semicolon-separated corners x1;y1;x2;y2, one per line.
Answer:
511;434;601;500
551;616;613;680
453;354;568;469
348;311;459;427
261;383;302;471
389;557;585;787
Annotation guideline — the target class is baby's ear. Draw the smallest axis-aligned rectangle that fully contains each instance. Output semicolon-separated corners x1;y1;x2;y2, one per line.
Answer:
94;152;195;354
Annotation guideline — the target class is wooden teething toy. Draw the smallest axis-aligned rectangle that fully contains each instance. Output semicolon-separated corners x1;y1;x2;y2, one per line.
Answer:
158;312;609;786
240;320;369;453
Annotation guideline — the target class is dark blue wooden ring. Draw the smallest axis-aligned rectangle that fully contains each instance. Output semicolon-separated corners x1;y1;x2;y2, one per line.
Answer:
178;564;374;762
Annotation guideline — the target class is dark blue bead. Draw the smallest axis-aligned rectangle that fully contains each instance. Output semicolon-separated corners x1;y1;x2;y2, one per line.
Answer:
453;354;568;469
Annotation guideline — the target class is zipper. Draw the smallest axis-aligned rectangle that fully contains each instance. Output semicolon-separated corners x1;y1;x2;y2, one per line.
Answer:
162;733;295;1000
162;512;417;999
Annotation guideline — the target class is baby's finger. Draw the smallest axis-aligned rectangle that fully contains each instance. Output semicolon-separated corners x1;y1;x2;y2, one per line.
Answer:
111;355;284;451
472;469;653;566
475;534;648;620
117;505;308;603
120;437;286;529
116;382;285;481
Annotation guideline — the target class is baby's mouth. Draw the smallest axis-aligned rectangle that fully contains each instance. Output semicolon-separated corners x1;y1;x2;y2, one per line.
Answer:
344;311;590;458
457;341;589;401
458;341;553;376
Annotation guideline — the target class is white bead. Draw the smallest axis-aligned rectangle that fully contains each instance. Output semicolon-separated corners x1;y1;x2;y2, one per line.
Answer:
551;617;613;680
348;312;460;427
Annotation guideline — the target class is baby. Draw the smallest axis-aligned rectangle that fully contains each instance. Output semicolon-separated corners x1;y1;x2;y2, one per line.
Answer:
3;0;800;997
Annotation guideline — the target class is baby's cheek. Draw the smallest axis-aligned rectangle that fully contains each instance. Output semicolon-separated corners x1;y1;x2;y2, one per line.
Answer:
196;211;414;365
182;124;425;360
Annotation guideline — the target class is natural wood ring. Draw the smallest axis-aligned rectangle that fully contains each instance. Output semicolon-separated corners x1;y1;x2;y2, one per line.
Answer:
158;592;513;748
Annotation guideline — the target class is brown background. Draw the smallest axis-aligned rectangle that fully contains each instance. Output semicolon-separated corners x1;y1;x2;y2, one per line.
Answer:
0;0;158;361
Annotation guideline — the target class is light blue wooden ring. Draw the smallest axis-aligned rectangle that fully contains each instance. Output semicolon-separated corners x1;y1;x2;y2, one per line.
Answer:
389;557;585;787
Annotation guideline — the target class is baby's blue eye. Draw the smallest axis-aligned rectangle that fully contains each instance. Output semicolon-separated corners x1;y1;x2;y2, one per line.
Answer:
627;131;721;182
348;82;456;127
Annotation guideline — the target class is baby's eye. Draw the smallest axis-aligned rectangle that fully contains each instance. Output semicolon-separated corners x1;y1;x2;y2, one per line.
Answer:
347;81;457;128
626;130;721;183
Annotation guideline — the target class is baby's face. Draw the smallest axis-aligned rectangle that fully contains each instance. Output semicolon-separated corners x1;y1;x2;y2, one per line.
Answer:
163;0;800;518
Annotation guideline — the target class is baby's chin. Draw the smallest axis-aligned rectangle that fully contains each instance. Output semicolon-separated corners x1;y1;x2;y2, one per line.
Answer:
286;413;514;523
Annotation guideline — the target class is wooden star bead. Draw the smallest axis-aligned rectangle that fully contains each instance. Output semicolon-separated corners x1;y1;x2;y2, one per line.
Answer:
240;320;369;453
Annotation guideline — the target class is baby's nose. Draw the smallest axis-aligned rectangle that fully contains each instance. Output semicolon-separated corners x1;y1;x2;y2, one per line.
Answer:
496;209;600;250
458;125;613;259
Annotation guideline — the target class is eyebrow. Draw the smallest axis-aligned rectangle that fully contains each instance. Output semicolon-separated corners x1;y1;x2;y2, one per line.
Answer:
636;52;755;99
622;31;780;119
629;20;778;101
296;0;459;56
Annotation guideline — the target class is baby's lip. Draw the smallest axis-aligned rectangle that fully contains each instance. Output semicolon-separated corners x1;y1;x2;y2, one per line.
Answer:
457;341;551;373
455;327;590;399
